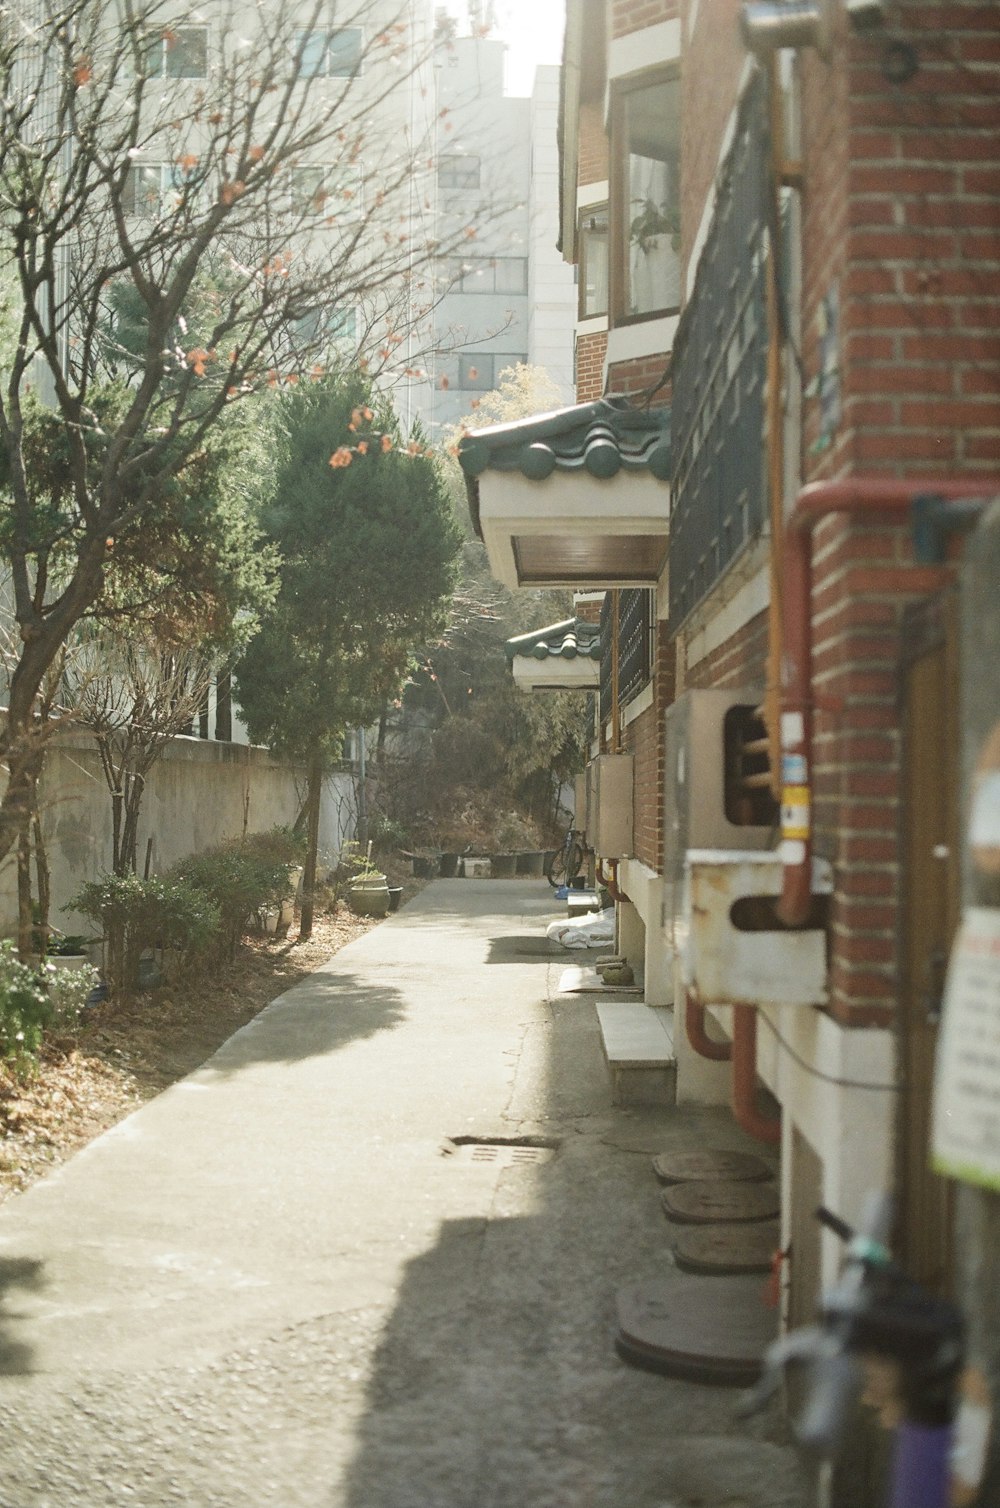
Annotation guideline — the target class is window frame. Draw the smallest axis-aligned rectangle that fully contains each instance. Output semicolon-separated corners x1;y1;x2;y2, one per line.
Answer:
609;66;681;328
288;162;363;219
144;25;209;79
438;154;482;192
294;27;364;79
577;203;609;320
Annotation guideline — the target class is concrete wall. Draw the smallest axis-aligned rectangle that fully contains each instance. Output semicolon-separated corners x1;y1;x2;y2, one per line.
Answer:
0;734;358;937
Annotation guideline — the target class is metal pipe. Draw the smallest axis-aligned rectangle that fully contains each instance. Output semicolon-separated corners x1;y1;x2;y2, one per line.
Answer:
732;1003;781;1145
777;475;1000;926
685;991;733;1062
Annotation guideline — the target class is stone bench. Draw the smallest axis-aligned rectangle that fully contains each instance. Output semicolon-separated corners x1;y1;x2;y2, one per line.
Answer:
595;1002;676;1107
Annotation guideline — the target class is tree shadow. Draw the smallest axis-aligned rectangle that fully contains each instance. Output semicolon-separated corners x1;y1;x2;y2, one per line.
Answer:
0;1257;45;1376
485;936;566;963
194;969;409;1079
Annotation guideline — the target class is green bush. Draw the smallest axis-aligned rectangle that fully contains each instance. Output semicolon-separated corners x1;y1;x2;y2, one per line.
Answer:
0;941;53;1078
42;959;101;1028
71;872;220;996
169;829;302;960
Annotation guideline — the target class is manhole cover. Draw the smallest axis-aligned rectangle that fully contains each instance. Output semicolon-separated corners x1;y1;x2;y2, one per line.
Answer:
671;1220;780;1276
615;1272;777;1385
651;1149;773;1185
660;1179;779;1225
440;1137;558;1168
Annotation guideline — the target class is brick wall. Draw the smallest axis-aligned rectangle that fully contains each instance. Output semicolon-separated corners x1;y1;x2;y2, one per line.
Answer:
576;330;608;401
606;354;671;398
611;0;679;40
578;99;609;185
802;0;1000;479
683;609;769;693
680;0;747;282
809;512;951;1028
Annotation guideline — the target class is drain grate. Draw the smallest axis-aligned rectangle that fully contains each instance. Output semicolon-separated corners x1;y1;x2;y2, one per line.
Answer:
441;1136;558;1168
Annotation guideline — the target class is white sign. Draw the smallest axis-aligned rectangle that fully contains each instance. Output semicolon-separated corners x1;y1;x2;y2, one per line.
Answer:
933;907;1000;1189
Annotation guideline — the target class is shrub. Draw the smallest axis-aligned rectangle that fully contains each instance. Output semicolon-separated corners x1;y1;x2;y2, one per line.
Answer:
0;941;52;1078
43;959;101;1028
71;872;220;996
169;829;302;959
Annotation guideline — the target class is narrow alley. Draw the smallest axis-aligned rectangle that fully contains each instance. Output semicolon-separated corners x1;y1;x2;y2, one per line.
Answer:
0;881;807;1508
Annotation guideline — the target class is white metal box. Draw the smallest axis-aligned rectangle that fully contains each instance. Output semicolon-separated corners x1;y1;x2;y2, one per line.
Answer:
587;753;634;859
681;850;833;1008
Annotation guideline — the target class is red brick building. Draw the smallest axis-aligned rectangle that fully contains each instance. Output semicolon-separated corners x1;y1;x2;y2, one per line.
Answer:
463;3;999;1493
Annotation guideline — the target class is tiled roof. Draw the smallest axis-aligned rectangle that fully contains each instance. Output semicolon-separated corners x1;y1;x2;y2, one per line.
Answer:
505;617;602;667
460;396;671;535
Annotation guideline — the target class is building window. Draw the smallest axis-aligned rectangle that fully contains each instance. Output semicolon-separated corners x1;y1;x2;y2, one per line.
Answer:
294;28;363;78
438;154;481;191
578;205;608;319
288;163;363;218
600;590;654;721
144;25;208;79
440;352;527;391
293;305;357;349
448;257;528;294
123;162;196;215
612;71;681;322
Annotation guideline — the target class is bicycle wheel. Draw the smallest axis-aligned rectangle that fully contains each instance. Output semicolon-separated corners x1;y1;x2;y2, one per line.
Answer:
547;841;584;888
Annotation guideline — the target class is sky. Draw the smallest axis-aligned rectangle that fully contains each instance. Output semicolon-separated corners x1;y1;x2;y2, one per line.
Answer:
439;1;567;96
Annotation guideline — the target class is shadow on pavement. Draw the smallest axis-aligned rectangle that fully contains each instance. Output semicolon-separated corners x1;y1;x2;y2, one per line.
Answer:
485;936;564;964
197;970;408;1079
0;1257;44;1376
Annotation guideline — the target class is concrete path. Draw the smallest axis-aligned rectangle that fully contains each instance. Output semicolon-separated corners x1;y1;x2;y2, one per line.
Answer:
0;881;808;1508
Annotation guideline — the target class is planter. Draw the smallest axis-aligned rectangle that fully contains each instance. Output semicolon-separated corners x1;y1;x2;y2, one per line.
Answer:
411;855;436;879
47;952;90;972
438;852;459;878
490;853;517;879
349;874;390;917
516;851;546;878
387;886;404;913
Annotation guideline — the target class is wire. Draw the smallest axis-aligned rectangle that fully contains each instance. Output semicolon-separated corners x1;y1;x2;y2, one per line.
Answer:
756;1009;901;1094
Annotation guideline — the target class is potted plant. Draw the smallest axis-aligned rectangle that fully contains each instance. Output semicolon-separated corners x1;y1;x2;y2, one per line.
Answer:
46;933;98;971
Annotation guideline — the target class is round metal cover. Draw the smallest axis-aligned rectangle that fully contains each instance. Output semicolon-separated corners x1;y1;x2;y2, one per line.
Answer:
660;1179;779;1225
651;1149;773;1185
615;1273;777;1385
671;1221;780;1276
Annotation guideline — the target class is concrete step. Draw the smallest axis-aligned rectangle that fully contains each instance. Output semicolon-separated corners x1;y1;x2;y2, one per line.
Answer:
595;1002;676;1107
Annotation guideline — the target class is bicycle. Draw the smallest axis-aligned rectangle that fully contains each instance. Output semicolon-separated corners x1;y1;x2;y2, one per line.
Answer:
545;825;588;889
740;1199;967;1508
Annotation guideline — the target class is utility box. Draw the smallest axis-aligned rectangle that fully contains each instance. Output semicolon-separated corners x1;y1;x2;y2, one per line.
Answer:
681;850;833;1008
663;690;778;946
586;753;634;859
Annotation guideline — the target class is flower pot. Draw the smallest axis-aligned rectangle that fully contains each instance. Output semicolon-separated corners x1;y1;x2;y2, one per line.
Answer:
516;851;545;878
490;853;517;879
412;855;436;878
349;874;390;917
438;852;459;878
387;886;403;913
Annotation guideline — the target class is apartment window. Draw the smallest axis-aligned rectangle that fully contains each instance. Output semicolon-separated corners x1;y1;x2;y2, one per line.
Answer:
289;163;363;218
144;26;208;79
578;206;608;319
123;162;198;215
612;71;681;322
294;305;357;348
449;257;527;295
295;28;363;79
443;351;527;392
438;154;481;191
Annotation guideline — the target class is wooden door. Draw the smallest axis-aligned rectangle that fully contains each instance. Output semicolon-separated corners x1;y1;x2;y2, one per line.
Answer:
898;595;958;1292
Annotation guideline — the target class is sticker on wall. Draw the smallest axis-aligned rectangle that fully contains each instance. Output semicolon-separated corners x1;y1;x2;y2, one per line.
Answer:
931;906;1000;1189
969;721;1000;877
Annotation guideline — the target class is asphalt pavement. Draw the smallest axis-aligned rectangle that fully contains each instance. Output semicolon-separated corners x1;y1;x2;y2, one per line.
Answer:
0;879;809;1508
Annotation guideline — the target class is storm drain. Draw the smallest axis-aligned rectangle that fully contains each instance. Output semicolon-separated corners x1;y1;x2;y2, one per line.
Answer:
440;1136;559;1168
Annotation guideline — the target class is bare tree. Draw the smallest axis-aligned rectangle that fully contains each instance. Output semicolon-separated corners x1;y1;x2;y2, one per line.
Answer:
0;0;485;864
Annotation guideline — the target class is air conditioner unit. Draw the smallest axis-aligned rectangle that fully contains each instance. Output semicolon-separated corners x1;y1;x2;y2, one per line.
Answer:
663;690;777;943
586;753;633;860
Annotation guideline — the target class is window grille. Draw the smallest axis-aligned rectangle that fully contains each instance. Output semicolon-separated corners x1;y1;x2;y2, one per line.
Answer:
669;74;769;628
600;590;654;722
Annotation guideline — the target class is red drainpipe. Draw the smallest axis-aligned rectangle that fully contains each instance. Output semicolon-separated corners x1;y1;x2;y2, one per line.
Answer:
684;991;732;1062
732;1003;781;1146
778;476;1000;927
